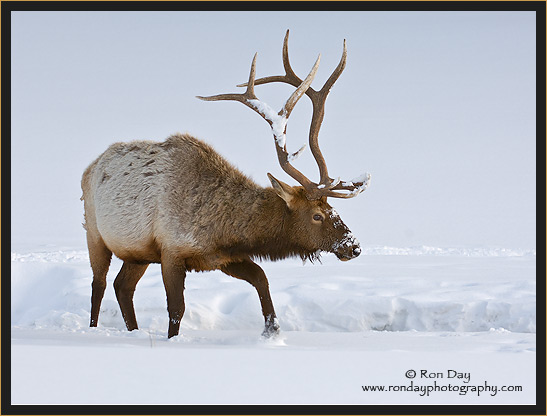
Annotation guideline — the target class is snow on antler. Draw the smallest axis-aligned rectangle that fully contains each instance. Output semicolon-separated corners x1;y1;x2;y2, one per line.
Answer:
246;99;287;148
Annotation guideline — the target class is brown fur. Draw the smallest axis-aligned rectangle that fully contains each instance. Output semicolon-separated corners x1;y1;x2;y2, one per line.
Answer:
82;133;360;338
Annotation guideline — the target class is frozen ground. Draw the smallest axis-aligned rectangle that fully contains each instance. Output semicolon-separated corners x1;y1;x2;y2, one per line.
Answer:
10;246;536;405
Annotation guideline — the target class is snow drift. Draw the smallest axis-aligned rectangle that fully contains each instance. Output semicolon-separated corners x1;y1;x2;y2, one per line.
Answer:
11;246;536;335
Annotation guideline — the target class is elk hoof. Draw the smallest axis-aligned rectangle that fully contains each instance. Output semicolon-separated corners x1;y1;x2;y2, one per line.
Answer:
262;326;280;338
262;316;280;338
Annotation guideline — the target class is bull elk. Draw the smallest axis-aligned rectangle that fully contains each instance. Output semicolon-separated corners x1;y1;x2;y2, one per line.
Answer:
81;30;371;338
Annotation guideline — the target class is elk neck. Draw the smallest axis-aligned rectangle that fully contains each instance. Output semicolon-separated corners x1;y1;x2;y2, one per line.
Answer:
216;186;312;262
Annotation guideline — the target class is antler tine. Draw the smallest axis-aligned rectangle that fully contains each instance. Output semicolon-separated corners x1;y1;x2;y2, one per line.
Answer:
320;173;372;199
197;53;265;121
281;29;302;83
282;54;320;118
320;39;347;96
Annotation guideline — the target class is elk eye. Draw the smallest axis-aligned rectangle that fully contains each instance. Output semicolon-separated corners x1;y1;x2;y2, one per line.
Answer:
313;214;324;222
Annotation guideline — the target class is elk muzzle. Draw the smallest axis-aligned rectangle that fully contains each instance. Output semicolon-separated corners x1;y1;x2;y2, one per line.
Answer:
332;232;361;261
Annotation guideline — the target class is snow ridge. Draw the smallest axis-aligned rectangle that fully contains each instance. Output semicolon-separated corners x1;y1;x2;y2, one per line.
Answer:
10;248;536;335
11;246;536;263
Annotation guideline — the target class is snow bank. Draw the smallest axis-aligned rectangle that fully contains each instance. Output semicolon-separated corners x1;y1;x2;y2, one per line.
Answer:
10;247;536;335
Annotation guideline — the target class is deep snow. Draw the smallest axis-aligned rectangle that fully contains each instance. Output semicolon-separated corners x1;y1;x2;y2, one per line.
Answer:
10;246;536;405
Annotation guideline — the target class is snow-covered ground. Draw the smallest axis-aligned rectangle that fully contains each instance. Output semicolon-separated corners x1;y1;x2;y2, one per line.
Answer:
10;246;536;405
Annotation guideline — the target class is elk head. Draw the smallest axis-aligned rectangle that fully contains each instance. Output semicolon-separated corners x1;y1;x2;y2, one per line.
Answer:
198;30;370;261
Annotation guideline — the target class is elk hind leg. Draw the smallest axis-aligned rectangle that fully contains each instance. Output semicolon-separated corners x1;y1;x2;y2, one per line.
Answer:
221;259;280;337
87;235;112;327
114;262;149;331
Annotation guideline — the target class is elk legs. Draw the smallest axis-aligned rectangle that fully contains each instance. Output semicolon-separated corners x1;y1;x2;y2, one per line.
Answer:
114;262;149;331
161;259;187;338
222;259;280;337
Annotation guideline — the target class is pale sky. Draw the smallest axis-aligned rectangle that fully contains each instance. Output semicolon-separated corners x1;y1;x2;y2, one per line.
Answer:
10;10;536;250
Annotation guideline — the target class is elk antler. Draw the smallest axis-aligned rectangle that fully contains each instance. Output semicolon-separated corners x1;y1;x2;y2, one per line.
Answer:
199;31;371;199
197;52;321;193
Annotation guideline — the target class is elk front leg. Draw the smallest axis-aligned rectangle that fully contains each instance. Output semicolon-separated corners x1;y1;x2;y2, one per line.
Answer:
161;258;187;338
221;259;280;337
114;262;149;331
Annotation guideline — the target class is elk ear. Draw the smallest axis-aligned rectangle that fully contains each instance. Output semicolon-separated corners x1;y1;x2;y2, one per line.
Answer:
268;173;296;208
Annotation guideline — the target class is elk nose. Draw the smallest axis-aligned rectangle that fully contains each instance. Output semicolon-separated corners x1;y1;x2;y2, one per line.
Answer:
333;233;361;261
334;242;361;261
